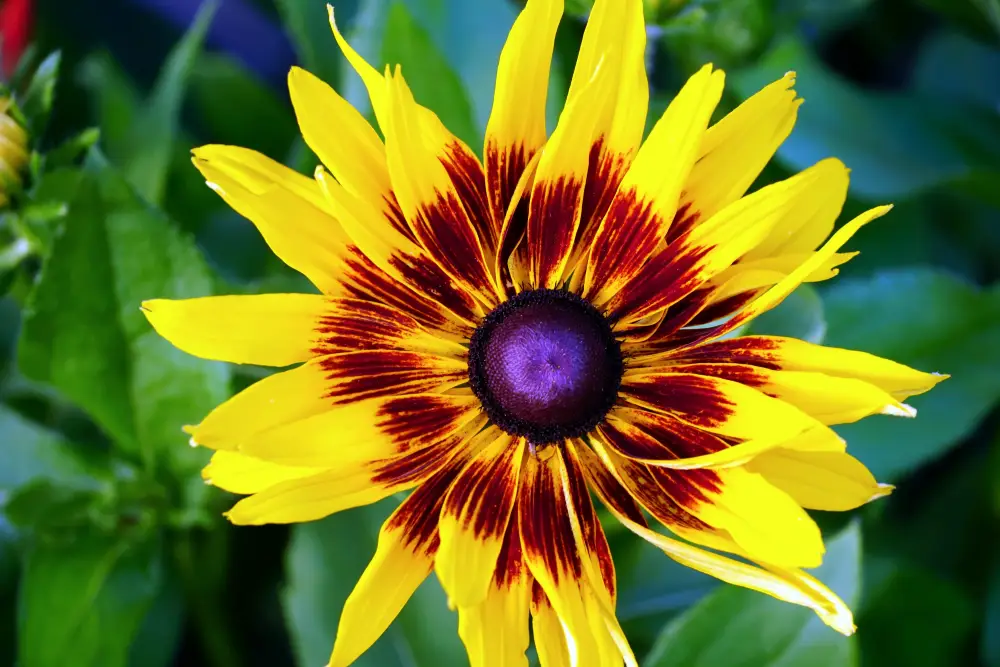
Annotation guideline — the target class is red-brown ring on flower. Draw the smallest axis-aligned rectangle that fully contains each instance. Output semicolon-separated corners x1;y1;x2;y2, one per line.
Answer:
468;288;623;445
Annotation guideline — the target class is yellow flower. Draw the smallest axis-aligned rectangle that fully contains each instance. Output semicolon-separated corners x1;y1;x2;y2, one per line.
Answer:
144;0;945;664
0;97;28;208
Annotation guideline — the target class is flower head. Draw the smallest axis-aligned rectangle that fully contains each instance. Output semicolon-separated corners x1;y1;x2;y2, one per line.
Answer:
143;0;945;664
0;96;28;208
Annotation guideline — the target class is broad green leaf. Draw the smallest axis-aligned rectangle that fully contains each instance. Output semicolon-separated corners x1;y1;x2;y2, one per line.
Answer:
76;51;140;165
123;1;217;205
0;405;98;494
858;560;975;667
381;1;480;149
732;39;971;200
282;501;467;667
822;268;1000;480
17;533;162;667
645;522;862;667
18;154;229;476
748;284;826;343
127;568;185;667
187;53;297;159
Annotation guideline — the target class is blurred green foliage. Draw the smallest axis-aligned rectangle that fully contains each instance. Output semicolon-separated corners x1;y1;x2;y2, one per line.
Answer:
1;0;1000;666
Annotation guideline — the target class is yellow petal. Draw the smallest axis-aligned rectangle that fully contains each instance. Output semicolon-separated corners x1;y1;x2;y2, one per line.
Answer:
188;360;334;450
684;72;800;221
287;66;391;206
456;513;532;667
328;466;458;667
485;0;561;238
142;294;326;366
383;68;499;304
237;392;480;467
192;145;348;294
202;450;321;495
583;65;725;305
575;444;856;636
530;585;572;667
746;448;893;511
708;251;856;301
437;434;525;608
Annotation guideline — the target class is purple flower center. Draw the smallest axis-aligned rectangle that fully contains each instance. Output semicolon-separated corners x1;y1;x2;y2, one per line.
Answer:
468;289;622;444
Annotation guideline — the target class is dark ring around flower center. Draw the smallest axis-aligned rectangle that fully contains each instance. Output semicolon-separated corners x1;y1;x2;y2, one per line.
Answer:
468;288;623;445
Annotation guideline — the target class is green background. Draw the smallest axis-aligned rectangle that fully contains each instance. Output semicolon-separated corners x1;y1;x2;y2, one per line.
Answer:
2;0;1000;665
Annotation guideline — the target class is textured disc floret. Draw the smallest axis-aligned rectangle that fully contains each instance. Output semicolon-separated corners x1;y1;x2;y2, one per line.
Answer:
468;289;623;444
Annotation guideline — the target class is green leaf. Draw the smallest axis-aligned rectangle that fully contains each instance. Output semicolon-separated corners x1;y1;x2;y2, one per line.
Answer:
0;405;98;494
645;522;861;667
858;561;975;667
76;52;140;165
17;154;229;476
731;39;974;200
381;2;480;149
822;268;1000;480
747;284;826;343
17;532;162;667
282;501;466;667
187;53;297;159
18;52;61;136
984;555;1000;667
123;1;218;205
275;0;356;88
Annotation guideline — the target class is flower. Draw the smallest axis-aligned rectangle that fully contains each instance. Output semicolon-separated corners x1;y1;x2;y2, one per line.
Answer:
143;0;945;664
0;0;33;77
0;96;28;208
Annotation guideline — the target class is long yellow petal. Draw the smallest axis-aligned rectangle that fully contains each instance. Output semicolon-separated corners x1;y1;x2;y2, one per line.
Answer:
329;464;460;667
746;448;893;511
192;145;347;295
583;65;725;305
530;585;572;667
188;360;334;450
201;450;322;495
437;434;525;608
684;72;800;221
141;294;326;367
575;444;856;636
485;0;561;241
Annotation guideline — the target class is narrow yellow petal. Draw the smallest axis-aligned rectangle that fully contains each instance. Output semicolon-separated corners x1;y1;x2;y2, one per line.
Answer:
188;360;334;450
437;435;525;608
141;294;326;367
685;72;800;221
201;450;322;495
328;5;388;131
530;587;573;667
746;449;893;511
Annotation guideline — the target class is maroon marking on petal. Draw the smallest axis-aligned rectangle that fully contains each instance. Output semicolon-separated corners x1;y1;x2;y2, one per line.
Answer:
598;420;678;460
647;464;722;512
387;461;463;556
632;288;716;344
605;243;714;323
527;175;585;288
584;187;665;301
443;442;520;540
494;511;527;589
383;193;417;243
376;394;477;451
688;291;757;328
672;336;783;369
622;374;735;429
665;200;701;245
408;191;496;304
608;454;713;529
313;298;422;354
486;141;530;245
370;432;459;485
496;184;530;295
657;362;769;389
530;578;549;609
625;409;732;459
389;250;483;324
319;350;465;404
443;141;495;254
343;247;464;334
563;447;615;599
573;445;647;528
519;454;583;585
572;140;630;266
